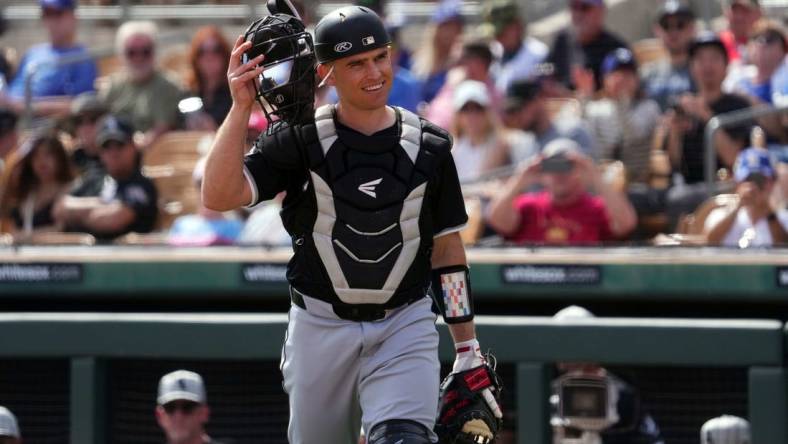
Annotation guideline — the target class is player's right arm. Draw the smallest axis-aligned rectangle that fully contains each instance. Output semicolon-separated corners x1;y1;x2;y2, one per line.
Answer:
202;36;265;211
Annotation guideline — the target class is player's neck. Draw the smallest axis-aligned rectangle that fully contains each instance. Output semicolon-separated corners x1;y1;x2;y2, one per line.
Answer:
335;102;395;136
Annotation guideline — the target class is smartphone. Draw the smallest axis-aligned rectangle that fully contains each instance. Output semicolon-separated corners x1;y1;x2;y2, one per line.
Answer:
541;156;574;173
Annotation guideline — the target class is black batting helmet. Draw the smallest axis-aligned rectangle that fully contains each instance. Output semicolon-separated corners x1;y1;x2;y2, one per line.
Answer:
314;6;391;64
243;4;316;129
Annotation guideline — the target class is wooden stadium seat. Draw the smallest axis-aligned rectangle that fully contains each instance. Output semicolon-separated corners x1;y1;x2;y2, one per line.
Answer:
632;38;667;66
97;54;122;78
677;193;739;235
143;131;213;230
26;232;97;246
460;197;485;246
545;98;581;120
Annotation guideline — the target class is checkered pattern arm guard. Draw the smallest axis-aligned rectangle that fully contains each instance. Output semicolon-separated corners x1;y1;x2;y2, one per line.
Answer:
435;357;503;444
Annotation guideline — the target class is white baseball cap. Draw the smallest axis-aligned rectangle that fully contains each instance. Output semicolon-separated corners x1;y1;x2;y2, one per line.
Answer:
0;406;20;438
453;80;491;111
701;415;750;444
157;370;207;405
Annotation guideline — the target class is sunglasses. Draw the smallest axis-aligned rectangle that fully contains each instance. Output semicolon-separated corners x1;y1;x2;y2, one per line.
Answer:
569;2;594;13
660;19;690;31
162;401;200;415
459;102;486;113
42;8;67;18
75;114;101;127
198;45;224;56
754;34;784;47
125;46;153;59
101;140;128;151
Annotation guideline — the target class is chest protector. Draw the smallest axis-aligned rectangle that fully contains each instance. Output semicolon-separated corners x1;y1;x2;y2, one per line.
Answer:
302;104;438;305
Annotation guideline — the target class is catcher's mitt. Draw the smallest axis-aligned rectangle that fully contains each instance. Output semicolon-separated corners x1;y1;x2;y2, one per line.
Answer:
435;356;503;444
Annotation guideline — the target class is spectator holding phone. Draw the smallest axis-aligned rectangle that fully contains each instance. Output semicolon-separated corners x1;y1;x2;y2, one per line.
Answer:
487;138;636;244
704;147;788;247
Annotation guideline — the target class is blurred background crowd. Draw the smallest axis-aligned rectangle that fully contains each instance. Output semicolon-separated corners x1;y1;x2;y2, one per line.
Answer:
0;0;786;248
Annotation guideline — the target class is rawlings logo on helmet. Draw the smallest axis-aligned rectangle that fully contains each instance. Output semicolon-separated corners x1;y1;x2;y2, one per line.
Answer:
334;41;353;52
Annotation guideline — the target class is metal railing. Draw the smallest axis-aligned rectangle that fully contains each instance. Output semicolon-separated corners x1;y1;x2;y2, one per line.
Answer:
703;104;788;194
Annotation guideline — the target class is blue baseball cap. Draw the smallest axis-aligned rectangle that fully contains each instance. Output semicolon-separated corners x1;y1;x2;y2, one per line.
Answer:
40;0;76;10
733;148;775;182
431;0;464;24
601;48;637;75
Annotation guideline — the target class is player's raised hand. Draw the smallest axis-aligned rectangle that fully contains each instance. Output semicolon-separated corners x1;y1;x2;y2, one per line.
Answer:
228;35;265;109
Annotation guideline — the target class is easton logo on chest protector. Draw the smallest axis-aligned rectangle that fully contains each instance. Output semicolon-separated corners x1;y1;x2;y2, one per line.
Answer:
358;178;382;198
309;104;427;305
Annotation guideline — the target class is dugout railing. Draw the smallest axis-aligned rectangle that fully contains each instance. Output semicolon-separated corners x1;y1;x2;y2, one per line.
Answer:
0;313;784;444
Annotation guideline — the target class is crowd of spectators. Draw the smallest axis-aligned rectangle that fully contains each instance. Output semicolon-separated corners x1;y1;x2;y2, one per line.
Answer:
0;0;786;247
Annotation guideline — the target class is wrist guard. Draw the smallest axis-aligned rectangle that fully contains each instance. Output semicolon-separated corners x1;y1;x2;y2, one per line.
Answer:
431;265;474;324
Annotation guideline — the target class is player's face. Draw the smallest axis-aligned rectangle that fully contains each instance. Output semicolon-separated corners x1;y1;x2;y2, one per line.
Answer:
329;47;393;111
156;401;209;443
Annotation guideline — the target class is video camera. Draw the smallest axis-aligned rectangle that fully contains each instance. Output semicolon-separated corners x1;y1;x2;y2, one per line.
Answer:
551;373;620;444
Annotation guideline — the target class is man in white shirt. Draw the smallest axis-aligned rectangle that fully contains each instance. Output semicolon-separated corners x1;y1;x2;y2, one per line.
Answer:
704;147;788;247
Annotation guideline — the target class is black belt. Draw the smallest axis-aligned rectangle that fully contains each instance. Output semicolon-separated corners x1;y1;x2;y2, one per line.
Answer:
289;286;425;322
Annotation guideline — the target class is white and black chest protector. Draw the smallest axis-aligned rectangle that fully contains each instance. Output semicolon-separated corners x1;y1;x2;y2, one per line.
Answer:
308;104;428;305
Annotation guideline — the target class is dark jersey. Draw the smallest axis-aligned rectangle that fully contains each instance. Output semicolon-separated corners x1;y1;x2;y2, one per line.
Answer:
547;29;630;91
96;170;158;239
243;105;467;308
679;93;752;184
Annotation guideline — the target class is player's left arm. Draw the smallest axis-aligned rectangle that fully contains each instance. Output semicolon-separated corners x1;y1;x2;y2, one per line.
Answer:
431;232;502;419
431;231;474;343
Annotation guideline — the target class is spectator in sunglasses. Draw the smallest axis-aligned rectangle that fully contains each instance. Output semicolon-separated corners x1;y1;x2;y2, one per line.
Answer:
641;0;698;111
725;21;787;106
54;115;158;241
100;21;184;149
704;147;788;247
156;370;226;444
1;0;97;118
184;26;233;129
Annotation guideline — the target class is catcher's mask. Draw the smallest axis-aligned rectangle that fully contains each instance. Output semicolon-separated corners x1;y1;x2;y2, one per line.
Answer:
243;5;315;132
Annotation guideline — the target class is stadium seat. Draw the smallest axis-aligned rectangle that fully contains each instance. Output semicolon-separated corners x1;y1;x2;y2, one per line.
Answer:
26;232;97;246
142;131;213;230
632;38;667;66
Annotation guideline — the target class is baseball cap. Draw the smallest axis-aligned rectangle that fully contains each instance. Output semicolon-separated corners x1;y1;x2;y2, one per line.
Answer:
689;32;728;63
542;138;582;159
504;79;542;110
40;0;76;10
0;406;20;438
601;48;637;76
700;415;750;444
657;0;695;25
553;305;595;320
157;370;207;405
453;80;490;111
733;148;775;182
70;92;107;117
484;0;520;35
95;115;134;147
431;0;464;24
